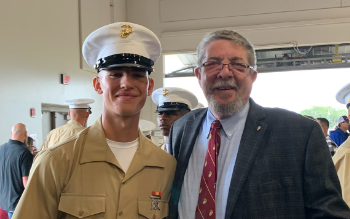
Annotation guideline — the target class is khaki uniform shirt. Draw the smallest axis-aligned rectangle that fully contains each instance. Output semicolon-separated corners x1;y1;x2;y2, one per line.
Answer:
41;120;85;150
333;137;350;207
13;118;176;219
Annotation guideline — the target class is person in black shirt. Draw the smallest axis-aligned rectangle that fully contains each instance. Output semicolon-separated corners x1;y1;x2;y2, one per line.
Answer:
0;123;33;219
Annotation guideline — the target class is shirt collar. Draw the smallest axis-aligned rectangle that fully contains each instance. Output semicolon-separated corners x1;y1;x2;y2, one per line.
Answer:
80;117;165;168
67;120;84;127
8;139;24;144
206;101;250;140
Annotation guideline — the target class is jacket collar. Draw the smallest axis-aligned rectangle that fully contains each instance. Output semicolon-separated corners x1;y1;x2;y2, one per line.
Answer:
80;117;164;181
8;139;25;146
67;120;84;127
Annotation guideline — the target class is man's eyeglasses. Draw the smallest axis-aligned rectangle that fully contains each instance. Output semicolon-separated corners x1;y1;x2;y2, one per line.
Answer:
201;61;254;74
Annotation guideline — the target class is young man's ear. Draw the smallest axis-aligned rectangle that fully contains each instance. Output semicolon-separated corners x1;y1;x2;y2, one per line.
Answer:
93;76;103;94
147;78;154;96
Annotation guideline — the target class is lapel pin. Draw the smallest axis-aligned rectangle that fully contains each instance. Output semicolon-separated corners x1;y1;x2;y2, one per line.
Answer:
257;126;261;131
150;191;161;210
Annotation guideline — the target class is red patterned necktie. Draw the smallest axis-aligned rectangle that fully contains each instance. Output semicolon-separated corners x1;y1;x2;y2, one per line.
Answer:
195;120;221;219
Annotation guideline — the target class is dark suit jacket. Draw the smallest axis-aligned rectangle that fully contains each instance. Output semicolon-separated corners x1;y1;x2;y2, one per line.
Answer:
168;99;350;219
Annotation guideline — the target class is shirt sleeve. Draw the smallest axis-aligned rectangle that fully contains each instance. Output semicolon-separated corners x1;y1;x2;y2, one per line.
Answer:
303;124;350;218
330;132;342;147
20;150;33;177
12;150;64;219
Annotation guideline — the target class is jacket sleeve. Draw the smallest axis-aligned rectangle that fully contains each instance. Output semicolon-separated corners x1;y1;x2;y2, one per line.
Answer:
12;150;64;219
330;131;342;147
303;124;350;218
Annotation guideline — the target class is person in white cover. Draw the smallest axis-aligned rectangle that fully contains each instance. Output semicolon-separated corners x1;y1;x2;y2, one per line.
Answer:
152;87;198;151
333;83;350;207
41;98;94;150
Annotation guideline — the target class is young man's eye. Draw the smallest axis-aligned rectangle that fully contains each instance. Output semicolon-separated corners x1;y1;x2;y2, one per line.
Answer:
134;73;146;78
109;72;123;77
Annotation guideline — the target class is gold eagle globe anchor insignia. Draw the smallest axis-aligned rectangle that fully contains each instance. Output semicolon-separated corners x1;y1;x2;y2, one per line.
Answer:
120;24;133;38
162;89;169;97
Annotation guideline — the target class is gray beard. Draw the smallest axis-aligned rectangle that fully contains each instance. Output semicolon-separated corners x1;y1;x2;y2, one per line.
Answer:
208;94;244;117
207;80;244;117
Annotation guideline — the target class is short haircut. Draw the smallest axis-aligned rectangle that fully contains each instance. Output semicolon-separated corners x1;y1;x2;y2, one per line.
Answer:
196;30;257;69
317;117;329;128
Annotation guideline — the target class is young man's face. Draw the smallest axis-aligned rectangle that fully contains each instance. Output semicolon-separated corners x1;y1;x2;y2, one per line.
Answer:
157;110;188;136
340;121;350;132
93;67;154;117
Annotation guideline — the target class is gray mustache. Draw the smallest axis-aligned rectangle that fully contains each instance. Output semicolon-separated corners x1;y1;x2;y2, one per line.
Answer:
210;80;238;91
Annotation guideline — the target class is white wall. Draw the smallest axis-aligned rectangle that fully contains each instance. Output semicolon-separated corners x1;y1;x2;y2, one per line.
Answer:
0;0;112;144
1;0;349;143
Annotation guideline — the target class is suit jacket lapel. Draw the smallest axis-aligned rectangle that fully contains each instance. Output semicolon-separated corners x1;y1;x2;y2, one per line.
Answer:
224;99;267;219
170;108;207;215
176;108;207;168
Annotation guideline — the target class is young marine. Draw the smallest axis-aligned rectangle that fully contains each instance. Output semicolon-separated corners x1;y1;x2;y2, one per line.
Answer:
13;22;176;219
152;87;198;151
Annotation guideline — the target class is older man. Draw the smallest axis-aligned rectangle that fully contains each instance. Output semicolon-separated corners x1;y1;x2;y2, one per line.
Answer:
41;98;94;150
168;30;350;218
13;22;176;219
0;124;33;218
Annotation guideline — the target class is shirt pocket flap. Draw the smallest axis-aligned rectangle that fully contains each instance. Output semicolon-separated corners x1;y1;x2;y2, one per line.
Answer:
138;198;168;219
58;194;105;218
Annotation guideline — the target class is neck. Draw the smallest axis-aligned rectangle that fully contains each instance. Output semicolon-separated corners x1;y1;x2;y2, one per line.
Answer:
11;137;24;143
72;118;85;127
101;111;140;142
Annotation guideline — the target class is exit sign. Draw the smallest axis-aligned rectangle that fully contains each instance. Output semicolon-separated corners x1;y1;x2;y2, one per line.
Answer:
61;74;70;85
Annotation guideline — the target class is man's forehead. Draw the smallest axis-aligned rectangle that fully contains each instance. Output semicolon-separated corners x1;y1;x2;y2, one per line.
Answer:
204;40;248;60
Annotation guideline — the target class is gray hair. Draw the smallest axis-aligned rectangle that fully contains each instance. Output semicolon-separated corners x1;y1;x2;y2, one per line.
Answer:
196;30;257;69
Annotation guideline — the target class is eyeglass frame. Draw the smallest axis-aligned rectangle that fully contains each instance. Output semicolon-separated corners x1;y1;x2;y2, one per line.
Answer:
200;61;254;73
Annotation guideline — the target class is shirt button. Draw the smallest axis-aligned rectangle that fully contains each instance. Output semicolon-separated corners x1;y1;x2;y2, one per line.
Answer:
228;133;232;136
119;211;123;216
79;210;83;216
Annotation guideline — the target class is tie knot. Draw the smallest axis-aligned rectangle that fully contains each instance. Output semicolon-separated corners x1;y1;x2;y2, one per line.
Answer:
211;120;221;129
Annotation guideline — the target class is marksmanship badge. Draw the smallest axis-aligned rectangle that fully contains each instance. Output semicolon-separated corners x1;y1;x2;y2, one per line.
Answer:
150;191;161;210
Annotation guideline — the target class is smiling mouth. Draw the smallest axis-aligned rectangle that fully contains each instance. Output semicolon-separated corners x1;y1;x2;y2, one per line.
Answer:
217;87;234;90
211;80;238;92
